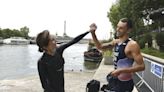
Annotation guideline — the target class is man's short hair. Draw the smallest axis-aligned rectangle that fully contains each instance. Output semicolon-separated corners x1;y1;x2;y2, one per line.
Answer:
120;18;133;29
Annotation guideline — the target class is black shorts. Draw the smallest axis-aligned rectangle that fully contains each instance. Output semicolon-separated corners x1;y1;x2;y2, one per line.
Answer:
112;78;134;92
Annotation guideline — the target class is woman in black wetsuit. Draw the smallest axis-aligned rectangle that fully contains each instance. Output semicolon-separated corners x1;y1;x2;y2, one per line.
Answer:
36;30;89;92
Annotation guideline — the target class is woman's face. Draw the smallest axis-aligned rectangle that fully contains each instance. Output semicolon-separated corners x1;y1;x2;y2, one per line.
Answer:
46;35;57;51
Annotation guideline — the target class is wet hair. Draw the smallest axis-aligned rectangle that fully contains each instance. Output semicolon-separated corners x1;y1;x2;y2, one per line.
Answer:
120;18;133;29
36;30;50;52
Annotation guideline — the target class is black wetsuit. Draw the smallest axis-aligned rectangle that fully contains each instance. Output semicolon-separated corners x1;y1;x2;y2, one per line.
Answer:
38;31;89;92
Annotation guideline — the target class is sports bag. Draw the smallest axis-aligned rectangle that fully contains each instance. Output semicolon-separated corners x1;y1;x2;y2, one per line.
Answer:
86;79;100;92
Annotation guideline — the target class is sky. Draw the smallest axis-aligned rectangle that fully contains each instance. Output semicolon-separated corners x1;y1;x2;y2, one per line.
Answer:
0;0;116;40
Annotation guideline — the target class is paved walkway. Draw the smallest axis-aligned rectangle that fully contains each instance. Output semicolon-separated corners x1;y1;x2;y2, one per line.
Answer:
0;71;94;92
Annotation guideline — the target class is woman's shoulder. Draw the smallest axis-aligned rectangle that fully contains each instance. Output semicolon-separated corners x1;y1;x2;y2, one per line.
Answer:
38;53;48;63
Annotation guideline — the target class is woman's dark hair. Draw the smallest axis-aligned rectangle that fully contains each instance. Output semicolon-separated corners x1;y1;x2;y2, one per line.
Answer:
36;30;50;52
120;18;133;29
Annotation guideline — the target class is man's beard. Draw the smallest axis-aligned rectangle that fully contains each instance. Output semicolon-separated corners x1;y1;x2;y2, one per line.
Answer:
116;31;127;37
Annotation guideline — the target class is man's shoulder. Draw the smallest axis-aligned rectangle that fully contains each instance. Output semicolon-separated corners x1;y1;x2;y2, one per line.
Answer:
128;40;138;46
127;40;140;50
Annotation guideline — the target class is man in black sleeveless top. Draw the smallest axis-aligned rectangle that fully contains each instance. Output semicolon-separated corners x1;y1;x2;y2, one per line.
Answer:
89;18;145;92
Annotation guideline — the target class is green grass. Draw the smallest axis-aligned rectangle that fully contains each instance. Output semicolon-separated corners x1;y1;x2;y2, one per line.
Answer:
141;48;164;59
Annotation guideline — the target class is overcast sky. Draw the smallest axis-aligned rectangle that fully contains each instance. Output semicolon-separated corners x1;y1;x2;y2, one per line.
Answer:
0;0;116;40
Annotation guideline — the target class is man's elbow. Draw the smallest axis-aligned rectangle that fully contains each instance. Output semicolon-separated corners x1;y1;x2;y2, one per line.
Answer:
97;47;103;51
95;45;103;50
140;64;145;71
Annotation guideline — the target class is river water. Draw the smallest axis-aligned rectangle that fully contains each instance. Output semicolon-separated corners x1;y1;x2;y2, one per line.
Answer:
0;44;99;80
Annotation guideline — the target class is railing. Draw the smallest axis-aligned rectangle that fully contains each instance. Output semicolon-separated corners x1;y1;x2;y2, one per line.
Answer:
135;53;164;92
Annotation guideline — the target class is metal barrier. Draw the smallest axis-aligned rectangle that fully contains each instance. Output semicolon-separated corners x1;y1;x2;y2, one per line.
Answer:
135;54;164;92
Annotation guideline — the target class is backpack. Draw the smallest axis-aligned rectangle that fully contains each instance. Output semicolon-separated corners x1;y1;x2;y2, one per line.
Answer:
86;79;100;92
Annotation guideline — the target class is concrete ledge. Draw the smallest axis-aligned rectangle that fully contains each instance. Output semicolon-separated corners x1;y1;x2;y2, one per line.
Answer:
103;56;114;65
142;53;164;64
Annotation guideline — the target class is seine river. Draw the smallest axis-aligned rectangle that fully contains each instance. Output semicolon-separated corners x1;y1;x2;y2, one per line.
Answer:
0;44;99;80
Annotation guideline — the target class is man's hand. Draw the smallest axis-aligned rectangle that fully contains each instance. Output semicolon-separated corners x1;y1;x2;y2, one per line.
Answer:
89;23;97;33
111;69;122;77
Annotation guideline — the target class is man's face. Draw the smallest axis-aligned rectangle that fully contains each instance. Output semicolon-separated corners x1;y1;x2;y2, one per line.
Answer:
116;21;129;37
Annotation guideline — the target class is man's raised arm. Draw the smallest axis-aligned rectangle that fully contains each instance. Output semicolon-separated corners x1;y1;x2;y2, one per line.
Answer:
89;23;114;51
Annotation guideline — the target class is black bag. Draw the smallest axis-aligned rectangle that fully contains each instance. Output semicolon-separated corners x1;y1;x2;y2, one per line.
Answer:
86;79;100;92
101;73;118;91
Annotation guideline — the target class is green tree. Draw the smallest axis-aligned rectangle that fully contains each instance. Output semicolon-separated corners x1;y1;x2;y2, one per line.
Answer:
108;0;146;39
0;27;30;39
13;29;22;37
0;28;2;37
108;0;164;39
20;26;29;39
155;32;164;51
108;3;120;29
2;29;12;38
145;33;152;48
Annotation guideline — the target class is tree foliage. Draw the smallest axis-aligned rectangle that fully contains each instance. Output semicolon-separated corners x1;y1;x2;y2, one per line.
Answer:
155;32;164;51
20;26;29;39
108;0;164;39
145;33;152;48
0;26;30;39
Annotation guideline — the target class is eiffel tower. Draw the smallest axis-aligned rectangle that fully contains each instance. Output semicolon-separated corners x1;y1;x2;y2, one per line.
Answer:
63;20;67;37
